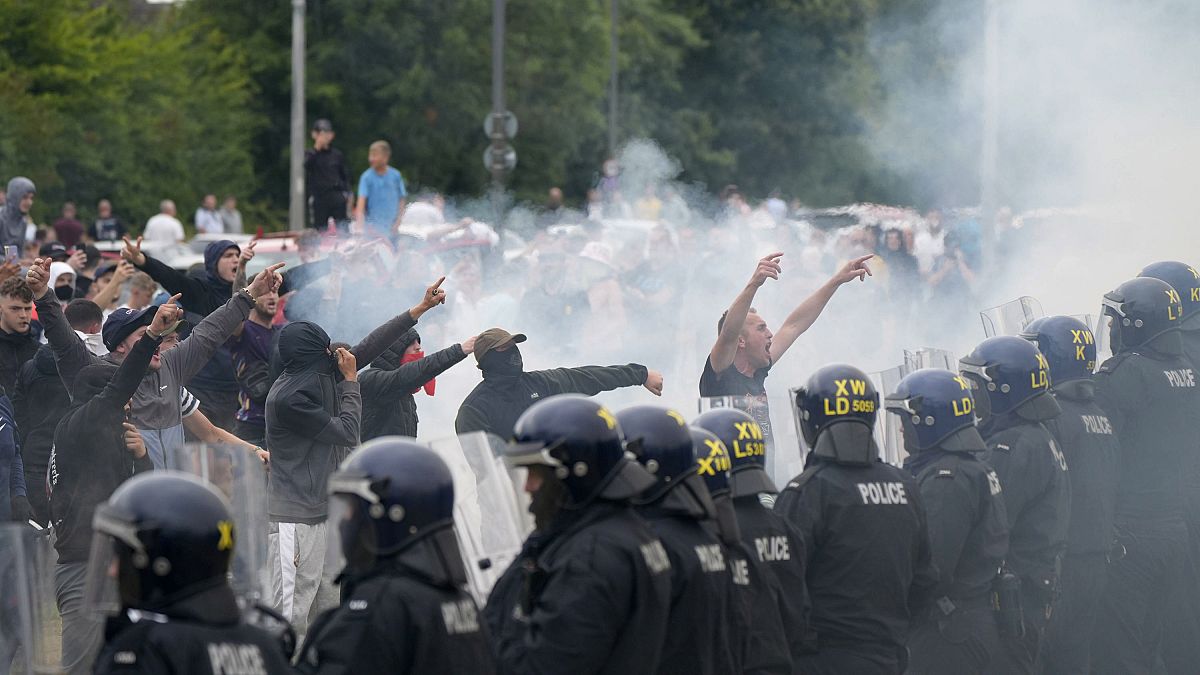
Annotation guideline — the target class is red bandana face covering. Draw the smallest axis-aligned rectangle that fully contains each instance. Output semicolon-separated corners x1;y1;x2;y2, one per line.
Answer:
402;351;436;395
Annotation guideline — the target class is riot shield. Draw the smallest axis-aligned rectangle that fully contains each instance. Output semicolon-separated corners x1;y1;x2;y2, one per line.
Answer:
868;366;909;467
980;296;1045;337
428;433;530;604
165;443;269;607
698;395;799;490
903;347;959;372
0;524;59;674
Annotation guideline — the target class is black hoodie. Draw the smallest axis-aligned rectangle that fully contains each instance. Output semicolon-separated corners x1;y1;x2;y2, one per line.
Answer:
359;330;467;440
13;345;71;471
0;321;42;396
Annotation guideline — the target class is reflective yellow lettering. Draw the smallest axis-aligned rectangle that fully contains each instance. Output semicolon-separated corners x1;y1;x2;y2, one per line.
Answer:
850;379;866;396
952;397;973;417
1076;345;1086;361
953;375;970;390
1071;329;1083;344
666;410;686;427
596;408;617;430
834;379;849;397
217;520;234;551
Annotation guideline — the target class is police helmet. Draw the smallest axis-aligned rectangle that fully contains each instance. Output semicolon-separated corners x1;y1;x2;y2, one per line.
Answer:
1020;315;1096;385
792;363;880;466
507;395;655;507
1139;261;1200;329
693;408;776;497
689;427;743;544
960;336;1060;424
885;369;986;454
328;437;457;575
89;472;234;612
618;406;714;517
1100;277;1184;354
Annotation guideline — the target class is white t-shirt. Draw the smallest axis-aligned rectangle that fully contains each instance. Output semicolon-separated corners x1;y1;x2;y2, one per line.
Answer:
143;214;185;243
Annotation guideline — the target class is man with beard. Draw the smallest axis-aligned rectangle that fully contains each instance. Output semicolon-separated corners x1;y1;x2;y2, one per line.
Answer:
482;395;673;674
454;328;663;437
227;285;281;446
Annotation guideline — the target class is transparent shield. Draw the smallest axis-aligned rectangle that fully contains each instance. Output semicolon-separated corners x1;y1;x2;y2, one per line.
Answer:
427;433;530;604
980;297;1045;337
0;524;60;674
869;366;909;467
1095;309;1116;359
698;394;799;489
903;347;959;372
164;443;269;606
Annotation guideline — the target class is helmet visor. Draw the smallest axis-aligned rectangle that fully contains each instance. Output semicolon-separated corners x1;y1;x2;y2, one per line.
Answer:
324;493;374;578
84;516;130;618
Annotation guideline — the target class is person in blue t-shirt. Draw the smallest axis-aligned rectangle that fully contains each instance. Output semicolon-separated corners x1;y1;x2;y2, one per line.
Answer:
354;140;407;237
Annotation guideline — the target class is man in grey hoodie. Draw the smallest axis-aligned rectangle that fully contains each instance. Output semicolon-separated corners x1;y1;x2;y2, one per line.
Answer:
0;177;35;252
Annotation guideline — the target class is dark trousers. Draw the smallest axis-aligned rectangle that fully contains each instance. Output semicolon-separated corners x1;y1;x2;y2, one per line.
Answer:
189;386;240;433
793;643;902;675
986;584;1051;675
22;465;50;526
909;606;1000;675
1090;525;1187;675
1158;516;1200;674
310;195;348;232
1039;553;1107;674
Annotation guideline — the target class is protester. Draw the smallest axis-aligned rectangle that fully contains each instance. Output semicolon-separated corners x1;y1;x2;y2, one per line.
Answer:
454;328;664;437
219;194;244;234
49;261;77;305
91;198;126;242
121;270;158;311
142;199;185;244
354;140;407;237
227;284;281;446
359;329;476;440
305;118;351;231
265;276;446;644
53;201;85;248
194;193;224;234
0;387;26;525
71;245;101;298
0;277;41;395
0;177;35;252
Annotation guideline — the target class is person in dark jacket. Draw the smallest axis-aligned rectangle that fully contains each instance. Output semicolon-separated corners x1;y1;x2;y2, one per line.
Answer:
1020;315;1121;674
0;393;27;525
122;235;331;431
618;405;739;675
0;277;41;396
482;395;673;675
265;277;446;644
48;297;177;675
455;328;664;437
960;336;1068;674
227;286;281;446
305;118;352;231
774;364;937;675
12;345;69;525
359;328;475;440
296;437;496;674
886;369;1010;675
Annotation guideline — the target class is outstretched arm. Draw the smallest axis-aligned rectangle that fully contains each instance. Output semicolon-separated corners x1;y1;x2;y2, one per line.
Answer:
122;236;211;312
27;258;94;388
350;276;446;367
360;342;469;399
536;363;661;397
769;254;873;364
710;253;782;373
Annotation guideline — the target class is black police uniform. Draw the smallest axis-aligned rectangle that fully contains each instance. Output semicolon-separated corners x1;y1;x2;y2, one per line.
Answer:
1089;335;1199;674
93;584;293;674
979;414;1069;673
484;502;673;675
638;503;740;675
296;557;494;675
720;534;792;675
1038;381;1121;675
904;449;1009;675
732;494;812;665
775;457;937;674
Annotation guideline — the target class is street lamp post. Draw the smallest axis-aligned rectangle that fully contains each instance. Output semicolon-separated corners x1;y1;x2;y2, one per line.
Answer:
288;0;306;232
608;0;619;157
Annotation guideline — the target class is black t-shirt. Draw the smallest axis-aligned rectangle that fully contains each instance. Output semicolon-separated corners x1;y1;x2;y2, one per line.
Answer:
699;357;770;397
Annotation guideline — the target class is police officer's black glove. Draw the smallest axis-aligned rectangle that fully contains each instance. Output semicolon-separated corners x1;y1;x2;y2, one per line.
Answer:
10;495;31;524
519;560;549;617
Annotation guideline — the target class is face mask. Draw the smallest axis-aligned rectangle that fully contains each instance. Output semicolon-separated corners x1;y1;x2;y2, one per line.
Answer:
78;331;108;356
55;285;74;302
529;471;569;531
480;344;523;376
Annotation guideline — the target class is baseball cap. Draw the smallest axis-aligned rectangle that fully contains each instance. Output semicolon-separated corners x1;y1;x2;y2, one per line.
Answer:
102;307;156;351
94;262;117;280
474;328;527;363
39;242;69;261
312;119;334;132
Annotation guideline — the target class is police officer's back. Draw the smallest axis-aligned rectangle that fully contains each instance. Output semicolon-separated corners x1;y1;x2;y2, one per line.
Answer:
886;369;1009;675
694;407;811;666
689;427;792;675
960;336;1068;673
1088;277;1200;674
482;395;672;675
774;364;937;675
295;438;496;675
87;472;293;674
1021;315;1121;674
619;406;737;675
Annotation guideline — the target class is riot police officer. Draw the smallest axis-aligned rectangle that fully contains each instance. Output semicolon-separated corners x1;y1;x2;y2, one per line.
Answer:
617;405;737;675
1088;277;1199;674
689;426;792;674
482;395;672;674
1137;261;1200;674
295;437;496;674
1019;315;1121;674
885;368;1009;674
87;472;293;674
694;407;811;666
959;336;1068;673
774;363;937;675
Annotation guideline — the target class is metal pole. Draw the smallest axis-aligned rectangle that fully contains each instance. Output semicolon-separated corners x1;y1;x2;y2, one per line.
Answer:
490;0;506;229
288;0;306;231
980;0;999;262
608;0;619;156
